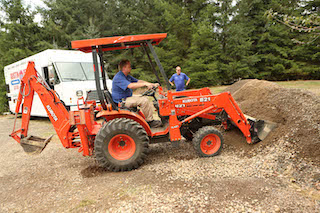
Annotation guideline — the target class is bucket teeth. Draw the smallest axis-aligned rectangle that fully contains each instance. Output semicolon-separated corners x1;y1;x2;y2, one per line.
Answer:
20;135;53;155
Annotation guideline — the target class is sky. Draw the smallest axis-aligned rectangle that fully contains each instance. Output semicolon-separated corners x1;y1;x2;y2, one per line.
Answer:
23;0;47;23
0;0;47;25
23;0;47;10
4;0;239;25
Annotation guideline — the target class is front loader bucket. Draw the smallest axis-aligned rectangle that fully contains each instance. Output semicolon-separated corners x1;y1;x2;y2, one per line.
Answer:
20;135;53;155
245;115;277;143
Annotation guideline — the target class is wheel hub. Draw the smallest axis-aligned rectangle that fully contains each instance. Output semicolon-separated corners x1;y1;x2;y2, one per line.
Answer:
108;134;136;160
119;140;126;147
200;134;221;155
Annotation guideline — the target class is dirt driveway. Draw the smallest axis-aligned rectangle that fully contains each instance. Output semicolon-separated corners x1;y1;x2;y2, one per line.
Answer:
1;80;319;212
0;114;318;213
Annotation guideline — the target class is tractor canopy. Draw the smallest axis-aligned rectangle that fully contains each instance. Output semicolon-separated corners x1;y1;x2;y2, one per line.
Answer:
71;33;167;53
71;33;170;110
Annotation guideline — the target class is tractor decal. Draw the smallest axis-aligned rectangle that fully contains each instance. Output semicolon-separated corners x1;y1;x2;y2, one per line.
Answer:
175;104;185;108
46;105;58;121
182;98;198;103
200;97;211;102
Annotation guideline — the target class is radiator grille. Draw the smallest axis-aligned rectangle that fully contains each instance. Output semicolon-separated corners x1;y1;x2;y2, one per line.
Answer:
86;90;112;102
86;90;99;101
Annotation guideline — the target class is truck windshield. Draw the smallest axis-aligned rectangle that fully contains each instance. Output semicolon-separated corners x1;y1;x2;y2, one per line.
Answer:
55;62;107;82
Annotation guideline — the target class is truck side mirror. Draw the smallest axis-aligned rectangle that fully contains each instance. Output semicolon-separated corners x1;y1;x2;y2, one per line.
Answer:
48;65;59;85
49;77;55;86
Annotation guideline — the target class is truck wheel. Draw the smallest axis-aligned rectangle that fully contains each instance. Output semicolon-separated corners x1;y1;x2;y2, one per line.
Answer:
193;126;223;157
95;118;149;171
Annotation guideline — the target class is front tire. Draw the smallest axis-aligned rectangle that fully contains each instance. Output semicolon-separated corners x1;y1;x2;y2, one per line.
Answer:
94;118;149;171
193;126;223;157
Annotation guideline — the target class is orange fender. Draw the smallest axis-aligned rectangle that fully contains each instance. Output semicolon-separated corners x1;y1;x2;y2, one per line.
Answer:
96;110;152;136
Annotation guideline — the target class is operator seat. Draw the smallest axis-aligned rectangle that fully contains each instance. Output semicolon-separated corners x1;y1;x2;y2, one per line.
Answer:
103;90;118;110
103;90;138;113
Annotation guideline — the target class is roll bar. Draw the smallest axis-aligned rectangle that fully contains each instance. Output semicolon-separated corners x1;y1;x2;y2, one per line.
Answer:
72;33;171;110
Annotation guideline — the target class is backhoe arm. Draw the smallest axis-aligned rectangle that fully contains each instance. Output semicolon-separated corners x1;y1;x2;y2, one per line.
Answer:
10;62;72;153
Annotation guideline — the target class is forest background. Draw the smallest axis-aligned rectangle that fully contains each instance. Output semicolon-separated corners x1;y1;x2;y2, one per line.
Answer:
0;0;319;112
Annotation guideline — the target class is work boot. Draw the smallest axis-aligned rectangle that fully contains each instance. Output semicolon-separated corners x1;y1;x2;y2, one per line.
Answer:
147;120;162;128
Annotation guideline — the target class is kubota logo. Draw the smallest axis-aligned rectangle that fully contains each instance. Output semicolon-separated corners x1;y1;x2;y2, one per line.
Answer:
46;105;58;121
182;98;197;103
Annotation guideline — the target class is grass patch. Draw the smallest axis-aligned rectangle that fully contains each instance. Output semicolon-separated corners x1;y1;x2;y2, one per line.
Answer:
275;80;320;95
209;80;320;95
209;86;228;94
275;80;320;89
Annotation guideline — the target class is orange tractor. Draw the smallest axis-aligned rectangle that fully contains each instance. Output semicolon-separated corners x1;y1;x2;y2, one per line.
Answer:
10;33;276;171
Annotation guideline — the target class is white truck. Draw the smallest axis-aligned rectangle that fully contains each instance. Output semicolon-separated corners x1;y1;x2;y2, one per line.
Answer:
4;49;112;117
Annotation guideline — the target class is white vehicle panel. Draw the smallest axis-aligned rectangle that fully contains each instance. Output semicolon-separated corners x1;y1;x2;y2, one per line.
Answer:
4;49;112;117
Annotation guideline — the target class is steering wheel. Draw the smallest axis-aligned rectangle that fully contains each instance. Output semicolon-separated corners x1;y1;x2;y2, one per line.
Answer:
141;85;159;96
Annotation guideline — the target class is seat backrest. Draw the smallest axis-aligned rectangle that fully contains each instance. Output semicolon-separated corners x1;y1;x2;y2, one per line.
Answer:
104;90;118;110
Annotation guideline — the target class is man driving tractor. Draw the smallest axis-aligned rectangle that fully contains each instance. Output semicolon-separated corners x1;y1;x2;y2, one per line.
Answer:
112;59;162;128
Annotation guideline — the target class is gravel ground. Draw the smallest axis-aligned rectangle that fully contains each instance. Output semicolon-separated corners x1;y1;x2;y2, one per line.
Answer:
0;80;319;212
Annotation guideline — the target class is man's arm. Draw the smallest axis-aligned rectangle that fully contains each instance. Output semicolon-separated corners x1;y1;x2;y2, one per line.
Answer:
128;81;158;89
185;74;190;86
169;75;174;86
186;78;190;86
127;82;149;89
137;80;147;84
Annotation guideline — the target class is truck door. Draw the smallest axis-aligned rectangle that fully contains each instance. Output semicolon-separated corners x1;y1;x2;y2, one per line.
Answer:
43;64;60;89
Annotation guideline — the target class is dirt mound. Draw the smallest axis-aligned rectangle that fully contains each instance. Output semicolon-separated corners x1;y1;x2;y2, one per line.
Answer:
223;79;254;95
224;79;320;164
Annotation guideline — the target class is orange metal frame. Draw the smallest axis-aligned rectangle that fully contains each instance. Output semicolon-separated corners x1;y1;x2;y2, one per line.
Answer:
71;33;167;53
10;33;255;159
157;87;253;143
10;62;100;156
95;85;253;144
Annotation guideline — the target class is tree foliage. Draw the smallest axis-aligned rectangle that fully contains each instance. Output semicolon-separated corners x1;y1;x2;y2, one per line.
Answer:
0;0;319;112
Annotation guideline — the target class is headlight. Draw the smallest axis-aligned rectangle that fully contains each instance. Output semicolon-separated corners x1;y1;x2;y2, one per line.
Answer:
76;90;83;97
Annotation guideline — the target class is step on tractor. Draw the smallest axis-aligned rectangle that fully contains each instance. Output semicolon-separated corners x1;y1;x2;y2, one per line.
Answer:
10;33;276;171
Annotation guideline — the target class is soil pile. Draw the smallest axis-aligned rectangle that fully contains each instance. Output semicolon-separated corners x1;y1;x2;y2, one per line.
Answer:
223;79;320;188
225;79;320;162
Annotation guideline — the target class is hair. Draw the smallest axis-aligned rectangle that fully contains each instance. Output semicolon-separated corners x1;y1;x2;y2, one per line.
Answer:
119;59;130;70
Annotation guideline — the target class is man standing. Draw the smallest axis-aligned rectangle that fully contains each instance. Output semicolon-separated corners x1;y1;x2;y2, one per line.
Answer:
169;66;190;91
112;59;162;128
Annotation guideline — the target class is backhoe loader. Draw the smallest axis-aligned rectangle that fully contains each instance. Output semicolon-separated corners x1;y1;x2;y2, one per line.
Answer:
10;33;276;171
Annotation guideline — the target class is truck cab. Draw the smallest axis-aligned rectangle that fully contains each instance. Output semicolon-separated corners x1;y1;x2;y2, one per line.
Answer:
4;49;112;116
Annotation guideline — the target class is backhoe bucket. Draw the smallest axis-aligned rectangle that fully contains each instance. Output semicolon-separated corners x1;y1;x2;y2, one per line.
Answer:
20;135;53;155
245;115;277;143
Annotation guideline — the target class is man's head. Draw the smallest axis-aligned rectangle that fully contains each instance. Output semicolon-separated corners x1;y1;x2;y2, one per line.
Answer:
119;59;131;76
176;66;181;75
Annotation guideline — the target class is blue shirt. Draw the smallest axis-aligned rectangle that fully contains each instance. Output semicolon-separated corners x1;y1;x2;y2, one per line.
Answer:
112;71;138;103
169;73;190;91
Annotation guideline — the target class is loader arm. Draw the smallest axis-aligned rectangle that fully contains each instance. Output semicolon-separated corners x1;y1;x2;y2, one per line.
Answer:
159;90;276;144
10;62;72;150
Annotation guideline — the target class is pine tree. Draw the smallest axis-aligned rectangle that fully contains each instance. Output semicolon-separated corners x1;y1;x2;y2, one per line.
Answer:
185;2;221;87
0;0;50;112
235;0;303;80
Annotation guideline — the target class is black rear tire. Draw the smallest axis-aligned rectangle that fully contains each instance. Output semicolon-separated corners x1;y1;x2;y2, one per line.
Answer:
94;118;149;171
193;126;223;157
